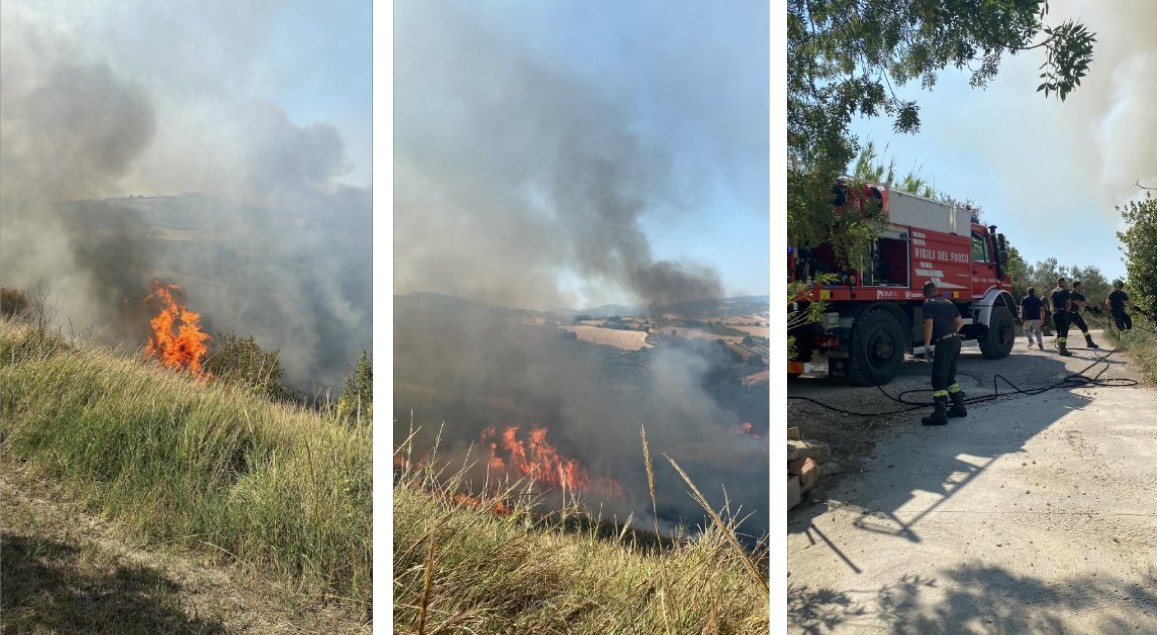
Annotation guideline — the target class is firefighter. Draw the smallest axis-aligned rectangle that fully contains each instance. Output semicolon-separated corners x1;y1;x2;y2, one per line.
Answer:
1068;281;1100;348
1050;277;1074;356
1106;280;1135;331
1041;294;1054;336
921;281;966;425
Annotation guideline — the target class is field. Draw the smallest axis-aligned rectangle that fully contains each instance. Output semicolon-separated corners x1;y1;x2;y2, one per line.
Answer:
392;451;770;635
560;324;652;350
0;317;371;632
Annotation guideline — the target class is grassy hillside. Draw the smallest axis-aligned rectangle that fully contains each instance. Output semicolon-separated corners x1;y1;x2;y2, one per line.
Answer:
392;454;770;635
0;318;372;614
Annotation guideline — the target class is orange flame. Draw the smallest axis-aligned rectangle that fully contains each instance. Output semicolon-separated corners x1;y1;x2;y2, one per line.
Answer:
451;493;510;516
482;425;622;497
732;421;762;440
143;280;211;378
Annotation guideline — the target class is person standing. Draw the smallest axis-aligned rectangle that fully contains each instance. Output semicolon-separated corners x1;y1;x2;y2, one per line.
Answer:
1106;280;1135;331
1068;281;1100;349
1041;295;1054;336
921;281;966;425
1020;287;1046;350
1050;277;1074;356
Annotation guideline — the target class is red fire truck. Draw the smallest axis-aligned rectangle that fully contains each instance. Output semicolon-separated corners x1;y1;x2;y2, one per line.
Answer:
789;186;1016;385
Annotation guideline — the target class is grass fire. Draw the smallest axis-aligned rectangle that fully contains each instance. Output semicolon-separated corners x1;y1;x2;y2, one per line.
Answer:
143;279;210;378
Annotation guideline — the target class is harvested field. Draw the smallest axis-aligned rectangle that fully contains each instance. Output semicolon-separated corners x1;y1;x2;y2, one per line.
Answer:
560;325;651;350
662;327;744;344
725;324;770;337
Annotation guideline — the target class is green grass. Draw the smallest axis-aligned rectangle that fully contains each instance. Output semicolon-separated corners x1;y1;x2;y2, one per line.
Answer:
1107;321;1157;383
0;318;371;613
392;440;770;635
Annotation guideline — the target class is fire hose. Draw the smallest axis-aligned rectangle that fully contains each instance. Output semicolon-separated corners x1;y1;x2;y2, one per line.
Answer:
787;313;1147;417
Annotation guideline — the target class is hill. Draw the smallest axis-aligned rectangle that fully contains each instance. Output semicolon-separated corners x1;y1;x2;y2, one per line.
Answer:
0;317;371;628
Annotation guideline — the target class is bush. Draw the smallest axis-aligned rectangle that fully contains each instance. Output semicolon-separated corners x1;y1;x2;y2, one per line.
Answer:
203;331;287;400
1;287;29;319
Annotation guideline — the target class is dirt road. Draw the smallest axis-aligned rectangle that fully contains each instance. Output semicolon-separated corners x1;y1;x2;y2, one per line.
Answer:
787;332;1157;634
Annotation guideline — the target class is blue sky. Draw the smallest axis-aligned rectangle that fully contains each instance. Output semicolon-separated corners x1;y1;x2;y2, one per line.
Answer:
846;0;1156;285
258;1;373;186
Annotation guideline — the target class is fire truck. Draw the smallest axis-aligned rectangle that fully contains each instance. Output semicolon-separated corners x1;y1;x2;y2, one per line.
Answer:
789;185;1016;385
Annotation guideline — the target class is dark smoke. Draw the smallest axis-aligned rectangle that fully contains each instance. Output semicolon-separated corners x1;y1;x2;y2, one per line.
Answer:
0;1;370;392
394;1;767;537
394;0;724;311
394;295;769;537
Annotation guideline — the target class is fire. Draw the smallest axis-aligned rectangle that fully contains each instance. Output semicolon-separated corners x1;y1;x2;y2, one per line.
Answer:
482;425;622;497
451;493;509;516
143;280;211;378
732;421;762;440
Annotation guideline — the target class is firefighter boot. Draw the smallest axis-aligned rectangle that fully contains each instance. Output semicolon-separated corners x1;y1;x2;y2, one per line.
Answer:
922;396;949;426
1057;338;1073;356
1085;333;1100;349
947;391;967;418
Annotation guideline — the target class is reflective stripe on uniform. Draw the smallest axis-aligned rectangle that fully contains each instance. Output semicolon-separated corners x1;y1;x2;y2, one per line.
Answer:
948;383;961;394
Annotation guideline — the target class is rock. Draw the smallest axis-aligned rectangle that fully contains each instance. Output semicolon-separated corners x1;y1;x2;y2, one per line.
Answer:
798;458;821;492
821;461;843;476
788;439;832;464
787;426;802;440
788;475;802;509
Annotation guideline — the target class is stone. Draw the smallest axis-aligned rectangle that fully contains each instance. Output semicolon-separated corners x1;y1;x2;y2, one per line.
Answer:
798;458;821;492
787;426;802;440
788;439;832;464
788;474;802;509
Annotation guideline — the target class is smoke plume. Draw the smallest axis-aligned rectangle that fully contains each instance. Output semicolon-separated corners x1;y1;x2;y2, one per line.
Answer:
394;2;768;537
393;0;725;311
0;1;370;390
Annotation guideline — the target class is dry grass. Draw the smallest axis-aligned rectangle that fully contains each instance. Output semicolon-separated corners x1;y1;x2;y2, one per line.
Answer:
392;429;770;635
1107;323;1157;384
1;457;368;634
560;325;652;350
0;317;372;620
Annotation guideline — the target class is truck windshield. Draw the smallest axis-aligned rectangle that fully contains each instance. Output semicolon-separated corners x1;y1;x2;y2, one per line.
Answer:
971;233;990;263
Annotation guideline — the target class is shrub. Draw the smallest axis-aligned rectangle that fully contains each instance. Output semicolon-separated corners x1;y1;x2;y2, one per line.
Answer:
203;331;287;400
1;287;29;319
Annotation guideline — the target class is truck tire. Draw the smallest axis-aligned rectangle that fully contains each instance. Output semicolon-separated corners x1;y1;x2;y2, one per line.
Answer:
980;305;1015;359
847;310;905;386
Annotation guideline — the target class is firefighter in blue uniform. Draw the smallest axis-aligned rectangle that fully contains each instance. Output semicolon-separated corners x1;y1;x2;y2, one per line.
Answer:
921;281;966;426
1050;277;1074;356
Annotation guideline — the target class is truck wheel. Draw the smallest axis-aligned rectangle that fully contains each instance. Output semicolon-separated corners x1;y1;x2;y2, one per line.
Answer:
980;305;1015;359
847;310;905;386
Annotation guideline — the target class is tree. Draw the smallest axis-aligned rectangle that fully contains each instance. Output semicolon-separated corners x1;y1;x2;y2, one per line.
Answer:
338;350;372;426
788;1;1095;259
1118;192;1157;317
850;140;935;197
1003;244;1030;300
